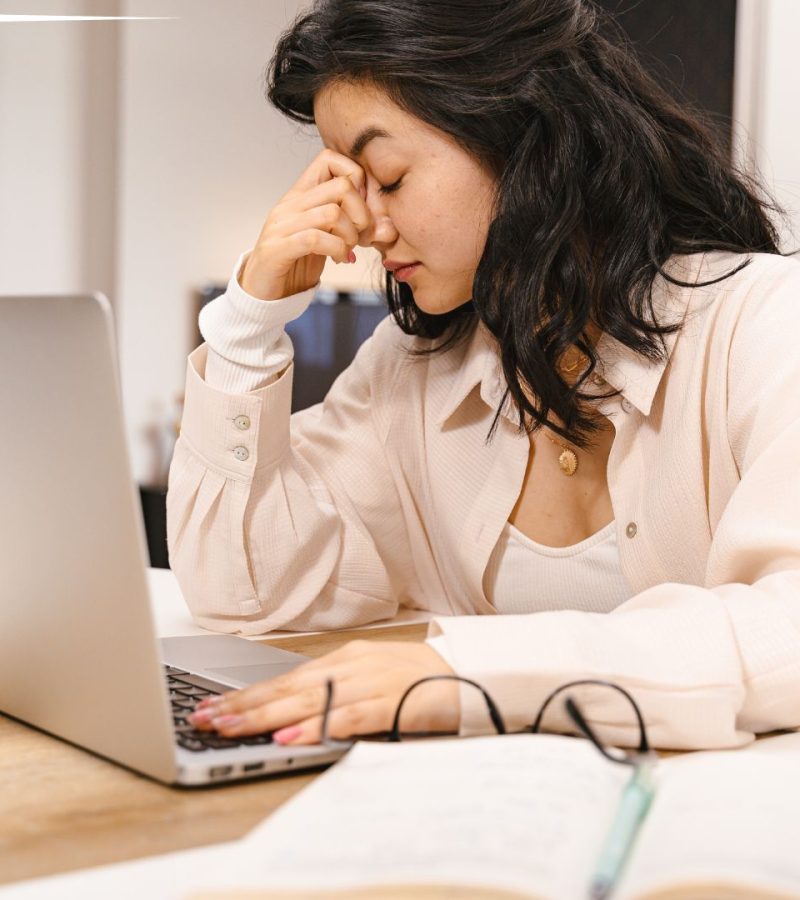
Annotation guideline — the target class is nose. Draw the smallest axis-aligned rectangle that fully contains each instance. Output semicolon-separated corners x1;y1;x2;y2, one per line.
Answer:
356;183;398;249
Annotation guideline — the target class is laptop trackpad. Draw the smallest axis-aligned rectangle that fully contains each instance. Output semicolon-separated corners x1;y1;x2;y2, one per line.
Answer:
207;663;297;687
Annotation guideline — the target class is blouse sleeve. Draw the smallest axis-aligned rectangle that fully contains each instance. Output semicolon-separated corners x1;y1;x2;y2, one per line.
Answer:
166;259;412;635
427;264;800;751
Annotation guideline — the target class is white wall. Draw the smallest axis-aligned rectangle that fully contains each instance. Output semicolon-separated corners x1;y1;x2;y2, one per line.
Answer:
0;0;119;302
734;0;800;250
758;0;800;250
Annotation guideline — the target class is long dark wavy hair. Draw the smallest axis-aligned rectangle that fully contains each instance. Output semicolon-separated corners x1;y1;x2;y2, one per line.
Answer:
266;0;785;448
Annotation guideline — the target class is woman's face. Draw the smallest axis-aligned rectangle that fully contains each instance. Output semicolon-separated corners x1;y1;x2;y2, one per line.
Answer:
313;81;497;315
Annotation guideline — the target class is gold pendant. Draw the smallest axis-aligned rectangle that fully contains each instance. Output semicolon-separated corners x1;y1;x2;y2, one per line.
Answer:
558;449;578;476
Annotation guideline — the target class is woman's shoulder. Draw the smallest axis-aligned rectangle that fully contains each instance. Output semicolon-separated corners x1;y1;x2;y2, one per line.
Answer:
681;251;800;372
665;250;800;331
685;249;800;297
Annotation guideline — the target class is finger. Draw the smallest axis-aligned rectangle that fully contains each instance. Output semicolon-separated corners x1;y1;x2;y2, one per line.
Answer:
289;176;371;232
271;204;360;254
193;655;366;722
271;228;349;266
206;677;373;738
190;665;328;721
291;148;366;199
273;698;391;746
193;639;372;717
227;672;384;735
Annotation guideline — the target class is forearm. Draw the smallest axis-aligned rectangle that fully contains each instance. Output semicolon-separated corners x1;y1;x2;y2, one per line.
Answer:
427;572;800;750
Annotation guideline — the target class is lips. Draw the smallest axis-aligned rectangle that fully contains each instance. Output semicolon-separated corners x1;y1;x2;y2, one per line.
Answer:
383;260;421;283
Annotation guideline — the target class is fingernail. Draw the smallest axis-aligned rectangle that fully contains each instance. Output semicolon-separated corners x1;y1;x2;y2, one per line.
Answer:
212;714;243;729
189;708;214;724
347;250;357;264
273;725;302;745
195;696;222;710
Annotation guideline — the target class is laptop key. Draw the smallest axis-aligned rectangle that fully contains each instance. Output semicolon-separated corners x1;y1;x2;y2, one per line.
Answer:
171;673;228;694
164;665;189;676
172;698;196;709
175;724;206;735
177;737;208;752
239;734;273;745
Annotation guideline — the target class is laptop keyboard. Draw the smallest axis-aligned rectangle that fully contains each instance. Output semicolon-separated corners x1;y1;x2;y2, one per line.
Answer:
164;665;273;752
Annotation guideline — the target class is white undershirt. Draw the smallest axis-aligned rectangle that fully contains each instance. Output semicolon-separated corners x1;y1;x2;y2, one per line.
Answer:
484;519;634;614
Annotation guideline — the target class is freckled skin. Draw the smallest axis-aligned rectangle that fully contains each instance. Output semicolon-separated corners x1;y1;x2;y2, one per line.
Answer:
314;82;498;314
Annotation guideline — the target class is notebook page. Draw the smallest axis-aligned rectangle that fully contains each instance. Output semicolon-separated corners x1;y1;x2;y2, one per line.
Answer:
616;733;800;900
199;734;628;899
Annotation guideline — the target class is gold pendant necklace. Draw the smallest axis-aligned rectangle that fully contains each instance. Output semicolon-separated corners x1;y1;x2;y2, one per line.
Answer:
538;344;590;476
544;431;579;476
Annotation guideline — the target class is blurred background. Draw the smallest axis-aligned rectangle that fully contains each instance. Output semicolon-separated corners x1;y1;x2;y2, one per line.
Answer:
1;0;798;567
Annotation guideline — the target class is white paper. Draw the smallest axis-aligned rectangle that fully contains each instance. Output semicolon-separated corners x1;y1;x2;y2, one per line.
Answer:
617;732;800;900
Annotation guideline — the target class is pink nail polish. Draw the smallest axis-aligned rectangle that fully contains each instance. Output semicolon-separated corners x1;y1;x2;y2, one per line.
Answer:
348;250;357;264
189;708;214;724
273;725;302;745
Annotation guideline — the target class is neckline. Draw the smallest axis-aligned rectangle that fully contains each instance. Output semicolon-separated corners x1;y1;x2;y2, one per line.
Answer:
505;519;617;557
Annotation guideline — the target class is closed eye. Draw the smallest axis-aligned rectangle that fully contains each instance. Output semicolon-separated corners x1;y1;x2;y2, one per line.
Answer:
378;177;403;196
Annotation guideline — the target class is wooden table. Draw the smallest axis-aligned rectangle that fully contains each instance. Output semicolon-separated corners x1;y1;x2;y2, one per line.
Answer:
0;623;428;887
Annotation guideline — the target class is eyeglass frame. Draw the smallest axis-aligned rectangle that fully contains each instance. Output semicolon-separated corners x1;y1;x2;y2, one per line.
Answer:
318;674;652;766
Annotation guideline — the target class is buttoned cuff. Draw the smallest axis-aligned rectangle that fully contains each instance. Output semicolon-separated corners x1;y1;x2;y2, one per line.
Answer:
179;342;294;481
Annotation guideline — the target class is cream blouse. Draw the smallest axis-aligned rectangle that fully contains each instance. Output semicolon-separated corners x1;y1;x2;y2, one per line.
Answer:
167;248;800;750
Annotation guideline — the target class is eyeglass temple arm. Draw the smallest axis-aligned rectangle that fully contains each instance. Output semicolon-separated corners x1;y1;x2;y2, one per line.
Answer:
389;675;507;742
321;678;335;745
563;697;632;765
529;679;650;756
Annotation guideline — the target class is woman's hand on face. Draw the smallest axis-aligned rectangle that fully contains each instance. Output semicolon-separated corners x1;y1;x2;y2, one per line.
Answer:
239;148;373;302
188;641;460;745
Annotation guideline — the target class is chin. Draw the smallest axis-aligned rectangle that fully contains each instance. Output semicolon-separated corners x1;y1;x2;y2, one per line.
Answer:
413;291;472;317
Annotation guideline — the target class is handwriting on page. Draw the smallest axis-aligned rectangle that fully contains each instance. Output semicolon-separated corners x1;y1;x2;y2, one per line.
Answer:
215;735;630;899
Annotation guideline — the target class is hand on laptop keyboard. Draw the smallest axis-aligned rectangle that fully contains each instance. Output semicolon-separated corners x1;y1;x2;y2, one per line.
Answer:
164;666;273;752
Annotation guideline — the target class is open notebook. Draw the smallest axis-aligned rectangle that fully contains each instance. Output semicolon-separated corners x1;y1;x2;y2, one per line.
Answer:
187;730;800;900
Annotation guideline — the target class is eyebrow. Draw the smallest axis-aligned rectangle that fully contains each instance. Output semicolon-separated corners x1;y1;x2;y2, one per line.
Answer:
348;126;391;158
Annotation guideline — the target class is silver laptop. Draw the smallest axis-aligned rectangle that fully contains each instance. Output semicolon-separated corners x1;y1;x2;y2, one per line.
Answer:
0;292;347;786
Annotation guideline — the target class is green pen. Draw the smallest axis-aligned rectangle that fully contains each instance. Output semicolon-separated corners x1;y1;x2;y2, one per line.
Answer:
589;756;657;899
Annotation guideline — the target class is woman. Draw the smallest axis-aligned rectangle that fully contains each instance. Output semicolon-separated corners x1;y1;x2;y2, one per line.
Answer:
167;0;800;750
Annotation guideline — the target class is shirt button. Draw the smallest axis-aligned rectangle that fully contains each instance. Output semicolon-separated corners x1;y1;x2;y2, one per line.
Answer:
621;398;633;413
625;522;637;538
234;415;251;431
233;446;250;462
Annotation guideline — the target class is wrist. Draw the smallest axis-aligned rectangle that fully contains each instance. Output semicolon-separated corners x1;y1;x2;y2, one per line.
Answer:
236;252;279;301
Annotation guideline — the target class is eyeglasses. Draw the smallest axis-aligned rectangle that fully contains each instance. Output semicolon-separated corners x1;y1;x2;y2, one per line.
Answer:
319;674;652;767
